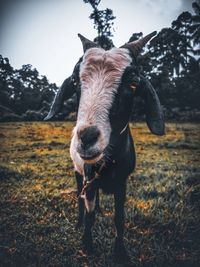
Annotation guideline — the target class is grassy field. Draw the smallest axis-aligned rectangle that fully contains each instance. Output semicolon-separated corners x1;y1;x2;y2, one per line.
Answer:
0;122;199;267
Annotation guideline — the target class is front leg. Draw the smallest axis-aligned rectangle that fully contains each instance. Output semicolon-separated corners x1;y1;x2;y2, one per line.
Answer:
95;188;101;213
75;171;84;228
114;182;129;263
82;180;98;254
82;210;95;254
78;164;99;254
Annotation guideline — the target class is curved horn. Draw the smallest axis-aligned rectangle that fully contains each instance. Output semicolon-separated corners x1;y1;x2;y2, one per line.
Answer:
78;33;98;53
44;76;75;121
121;31;157;57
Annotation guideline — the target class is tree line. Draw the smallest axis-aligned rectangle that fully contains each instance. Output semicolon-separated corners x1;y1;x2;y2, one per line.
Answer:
0;1;199;122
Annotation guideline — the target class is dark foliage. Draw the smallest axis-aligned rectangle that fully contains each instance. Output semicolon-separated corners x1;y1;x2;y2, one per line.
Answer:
131;3;200;122
0;1;200;122
0;56;58;121
83;0;115;38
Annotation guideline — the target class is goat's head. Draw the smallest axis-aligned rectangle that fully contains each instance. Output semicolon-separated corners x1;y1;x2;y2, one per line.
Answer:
45;32;165;165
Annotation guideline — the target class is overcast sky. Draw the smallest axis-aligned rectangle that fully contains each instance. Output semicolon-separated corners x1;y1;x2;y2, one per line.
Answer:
0;0;194;85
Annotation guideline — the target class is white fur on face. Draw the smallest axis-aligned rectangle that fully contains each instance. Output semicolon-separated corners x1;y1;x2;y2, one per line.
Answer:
70;48;132;173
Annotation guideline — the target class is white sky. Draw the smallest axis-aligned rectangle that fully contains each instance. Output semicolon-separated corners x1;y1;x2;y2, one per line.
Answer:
0;0;193;85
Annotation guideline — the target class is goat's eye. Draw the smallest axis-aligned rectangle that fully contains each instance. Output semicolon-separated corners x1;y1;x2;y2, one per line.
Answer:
72;77;79;88
129;75;140;93
130;82;137;92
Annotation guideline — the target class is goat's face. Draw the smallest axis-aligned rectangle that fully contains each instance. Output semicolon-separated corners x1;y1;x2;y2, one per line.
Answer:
45;32;165;172
73;47;137;164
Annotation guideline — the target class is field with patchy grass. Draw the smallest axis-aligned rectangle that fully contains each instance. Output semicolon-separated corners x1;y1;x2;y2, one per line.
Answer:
0;122;199;267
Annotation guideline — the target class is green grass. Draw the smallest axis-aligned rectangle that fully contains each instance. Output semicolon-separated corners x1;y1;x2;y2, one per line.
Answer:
0;122;199;267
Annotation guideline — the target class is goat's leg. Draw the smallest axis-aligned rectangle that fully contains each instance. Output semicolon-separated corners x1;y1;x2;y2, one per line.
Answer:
114;183;129;262
81;164;98;253
95;188;101;213
82;185;97;254
75;171;84;228
82;209;95;254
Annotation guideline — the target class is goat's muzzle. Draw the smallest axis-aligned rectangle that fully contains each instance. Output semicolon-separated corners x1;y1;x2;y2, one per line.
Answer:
76;125;103;163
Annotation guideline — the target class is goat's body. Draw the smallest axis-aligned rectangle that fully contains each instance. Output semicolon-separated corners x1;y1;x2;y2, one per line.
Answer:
75;125;135;261
45;32;164;262
74;124;135;193
98;125;135;194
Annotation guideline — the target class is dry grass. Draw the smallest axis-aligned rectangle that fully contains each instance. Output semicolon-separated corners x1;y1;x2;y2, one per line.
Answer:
0;122;199;267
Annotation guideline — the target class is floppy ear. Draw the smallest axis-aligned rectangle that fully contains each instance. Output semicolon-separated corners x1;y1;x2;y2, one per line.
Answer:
44;76;75;120
136;76;165;135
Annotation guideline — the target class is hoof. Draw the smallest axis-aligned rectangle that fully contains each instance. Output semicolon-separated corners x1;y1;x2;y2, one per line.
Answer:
114;238;130;264
82;233;93;255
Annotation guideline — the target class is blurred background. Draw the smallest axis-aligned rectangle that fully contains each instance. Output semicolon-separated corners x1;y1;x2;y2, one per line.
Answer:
0;0;199;122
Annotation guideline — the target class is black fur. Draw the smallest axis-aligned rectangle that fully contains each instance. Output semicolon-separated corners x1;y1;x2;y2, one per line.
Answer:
75;124;135;260
45;45;165;263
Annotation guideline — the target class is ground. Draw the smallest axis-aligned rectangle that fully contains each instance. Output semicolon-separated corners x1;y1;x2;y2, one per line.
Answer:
0;122;199;267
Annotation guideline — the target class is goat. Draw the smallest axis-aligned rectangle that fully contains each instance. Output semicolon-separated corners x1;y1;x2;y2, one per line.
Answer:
45;32;165;262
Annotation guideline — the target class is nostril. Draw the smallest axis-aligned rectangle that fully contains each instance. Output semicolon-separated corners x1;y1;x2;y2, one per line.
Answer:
78;126;100;148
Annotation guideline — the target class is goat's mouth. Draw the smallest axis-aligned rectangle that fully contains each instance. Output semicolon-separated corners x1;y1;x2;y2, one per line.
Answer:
79;151;103;164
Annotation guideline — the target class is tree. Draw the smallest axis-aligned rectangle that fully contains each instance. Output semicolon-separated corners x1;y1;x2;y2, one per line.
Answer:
0;56;14;106
190;1;200;55
83;0;115;49
172;12;194;74
0;55;58;121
